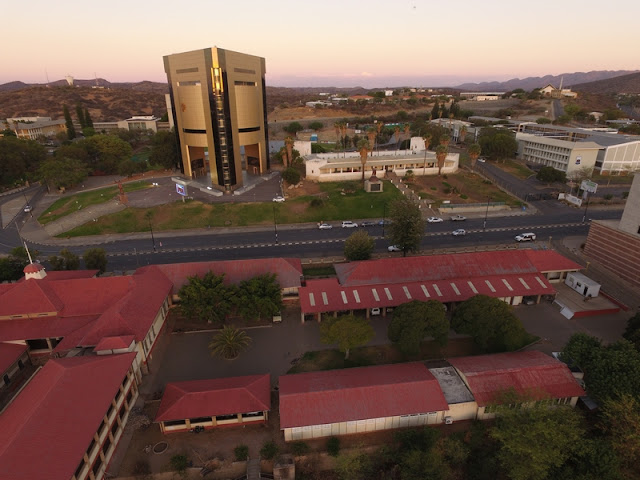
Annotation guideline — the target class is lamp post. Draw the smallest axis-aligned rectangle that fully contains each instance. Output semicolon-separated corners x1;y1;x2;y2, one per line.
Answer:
483;196;491;231
147;218;156;252
273;204;278;244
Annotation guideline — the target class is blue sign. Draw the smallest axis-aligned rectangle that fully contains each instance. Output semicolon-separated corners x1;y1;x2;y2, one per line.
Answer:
176;184;186;196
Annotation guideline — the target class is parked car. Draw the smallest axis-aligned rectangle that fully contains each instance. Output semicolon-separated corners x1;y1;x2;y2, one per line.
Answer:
477;158;486;163
23;205;33;212
515;232;536;242
370;307;381;316
450;215;467;221
378;219;392;226
427;216;443;223
452;229;466;236
318;223;333;230
360;220;376;227
272;195;285;203
342;221;358;228
388;245;402;252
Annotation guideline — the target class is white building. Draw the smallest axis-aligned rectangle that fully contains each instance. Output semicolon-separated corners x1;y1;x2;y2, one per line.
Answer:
516;133;601;176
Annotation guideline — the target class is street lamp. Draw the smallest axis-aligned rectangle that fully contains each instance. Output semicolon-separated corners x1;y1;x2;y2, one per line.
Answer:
147;218;156;252
483;196;491;231
273;204;279;244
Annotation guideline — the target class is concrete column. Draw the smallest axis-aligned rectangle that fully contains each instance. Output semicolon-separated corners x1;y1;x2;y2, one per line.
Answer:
237;413;243;423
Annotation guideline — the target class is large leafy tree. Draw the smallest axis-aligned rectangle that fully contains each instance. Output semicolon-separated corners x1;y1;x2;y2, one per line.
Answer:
478;127;518;161
320;314;374;359
47;248;80;271
0;136;46;187
38;156;89;191
209;325;251;360
344;230;375;261
386;196;425;257
623;312;640;351
490;405;585;480
599;394;640;474
149;130;179;169
83;248;107;274
82;134;133;174
235;273;282;322
63;104;76;140
388;300;449;356
178;272;237;325
451;295;528;352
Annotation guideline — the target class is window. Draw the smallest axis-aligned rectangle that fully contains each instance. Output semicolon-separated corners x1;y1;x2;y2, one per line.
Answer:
102;436;112;456
242;411;263;418
216;413;237;421
190;416;212;424
164;419;186;427
111;420;119;437
92;458;102;477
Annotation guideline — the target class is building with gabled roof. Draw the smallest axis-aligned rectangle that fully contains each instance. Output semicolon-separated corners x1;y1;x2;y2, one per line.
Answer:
155;374;271;433
0;342;30;400
0;353;139;480
449;351;585;419
279;363;449;441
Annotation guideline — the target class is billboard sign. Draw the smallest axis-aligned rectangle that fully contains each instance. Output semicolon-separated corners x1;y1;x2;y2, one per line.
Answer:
581;180;598;194
176;183;187;196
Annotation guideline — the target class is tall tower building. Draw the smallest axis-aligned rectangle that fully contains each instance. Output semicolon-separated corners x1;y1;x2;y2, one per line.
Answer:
163;47;269;193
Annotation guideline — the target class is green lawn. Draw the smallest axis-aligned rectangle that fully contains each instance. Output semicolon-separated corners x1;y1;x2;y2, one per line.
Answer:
491;159;535;180
39;181;152;225
302;265;337;277
59;180;403;237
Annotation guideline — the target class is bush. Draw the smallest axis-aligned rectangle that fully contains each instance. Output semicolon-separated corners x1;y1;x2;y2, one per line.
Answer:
170;454;189;474
536;166;566;183
430;186;437;191
622;191;629;199
327;436;341;457
443;187;452;194
460;194;468;199
234;444;249;461
260;440;279;460
282;167;301;185
133;460;151;476
309;198;324;208
291;441;310;456
311;143;327;153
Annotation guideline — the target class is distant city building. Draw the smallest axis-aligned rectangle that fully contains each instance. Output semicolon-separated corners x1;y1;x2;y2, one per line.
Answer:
6;117;66;139
460;92;505;101
539;83;577;99
163;47;269;193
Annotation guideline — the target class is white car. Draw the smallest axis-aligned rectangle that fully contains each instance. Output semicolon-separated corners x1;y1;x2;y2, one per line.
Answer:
427;216;443;223
272;195;285;203
388;245;402;252
515;232;536;242
23;205;33;213
477;158;486;163
341;221;358;228
452;229;466;236
318;223;333;230
450;215;467;222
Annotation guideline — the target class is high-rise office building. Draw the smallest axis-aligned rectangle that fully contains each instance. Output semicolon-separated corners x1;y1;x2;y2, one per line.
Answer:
163;47;269;193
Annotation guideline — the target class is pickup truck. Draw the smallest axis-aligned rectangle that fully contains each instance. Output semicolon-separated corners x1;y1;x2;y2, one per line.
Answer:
450;215;466;221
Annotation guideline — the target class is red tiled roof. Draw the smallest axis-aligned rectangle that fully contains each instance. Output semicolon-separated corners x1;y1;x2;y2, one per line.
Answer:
300;273;554;314
94;335;136;352
155;374;271;422
0;342;27;374
151;258;303;294
0;279;64;316
279;363;448;429
449;351;585;406
23;263;44;273
0;315;97;342
19;270;99;281
523;250;582;272
0;353;136;480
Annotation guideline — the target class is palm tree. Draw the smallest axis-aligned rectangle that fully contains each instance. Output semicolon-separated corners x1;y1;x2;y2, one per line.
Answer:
468;143;482;170
357;138;370;183
334;121;341;146
376;121;383;155
209;325;252;360
367;128;376;157
422;134;432;175
439;134;450;148
284;136;294;167
394;126;401;155
459;125;467;144
339;122;348;157
436;145;448;176
403;124;411;151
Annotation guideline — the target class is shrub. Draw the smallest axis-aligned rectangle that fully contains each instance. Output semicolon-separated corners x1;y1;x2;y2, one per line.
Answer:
622;191;629;199
170;454;189;474
327;436;341;457
442;181;451;188
260;440;279;460
133;460;151;476
282;167;301;185
309;198;324;208
443;187;452;194
234;444;249;461
430;186;437;191
291;441;310;456
460;194;468;199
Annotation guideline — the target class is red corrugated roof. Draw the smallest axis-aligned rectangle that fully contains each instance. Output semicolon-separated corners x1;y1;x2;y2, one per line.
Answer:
0;279;65;316
449;351;585;406
523;250;582;272
279;363;449;429
0;353;136;480
18;270;99;281
0;315;97;342
0;342;27;374
155;374;271;422
94;335;136;352
300;273;554;314
151;258;303;294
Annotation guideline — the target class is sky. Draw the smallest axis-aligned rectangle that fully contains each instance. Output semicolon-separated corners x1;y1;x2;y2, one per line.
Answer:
2;0;639;88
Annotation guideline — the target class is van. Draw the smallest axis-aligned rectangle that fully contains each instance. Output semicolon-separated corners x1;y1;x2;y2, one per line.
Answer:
515;232;536;242
371;307;381;316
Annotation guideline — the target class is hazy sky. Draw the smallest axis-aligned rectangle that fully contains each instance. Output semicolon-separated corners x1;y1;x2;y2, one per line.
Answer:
3;0;638;88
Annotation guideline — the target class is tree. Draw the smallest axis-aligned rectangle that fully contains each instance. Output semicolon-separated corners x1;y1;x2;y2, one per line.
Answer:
308;121;324;131
284;136;294;167
284;121;303;136
388;300;449;356
117;158;143;177
623;312;640;351
178;272;237;325
83;248;107;274
149;130;179;169
0;136;46;187
76;104;86;129
478;127;518;161
599;394;640;473
490;405;585;480
536;117;552;124
468;143;481;169
435;145;448;176
452;295;528;352
386;196;425;257
0;247;37;282
431;100;440;120
281;166;300;185
335;450;373;480
209;325;251;360
63;104;76;140
83;134;133;174
320;314;374;359
47;248;80;271
357;138;370;182
344;230;375;261
38;156;90;191
536;166;566;183
458;125;467;144
235;273;282;322
84;108;93;128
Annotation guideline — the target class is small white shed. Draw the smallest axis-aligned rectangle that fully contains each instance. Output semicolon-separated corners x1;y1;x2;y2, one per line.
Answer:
565;272;600;298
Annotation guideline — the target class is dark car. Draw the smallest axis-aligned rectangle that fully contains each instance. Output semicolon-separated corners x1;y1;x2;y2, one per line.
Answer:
360;221;376;227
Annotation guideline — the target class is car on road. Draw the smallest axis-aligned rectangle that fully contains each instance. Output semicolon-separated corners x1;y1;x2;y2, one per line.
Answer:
360;220;376;227
378;219;392;226
342;221;358;228
427;216;443;223
388;245;402;252
477;158;486;163
272;195;285;203
23;205;33;213
452;229;466;236
318;223;333;230
515;232;536;242
450;215;467;221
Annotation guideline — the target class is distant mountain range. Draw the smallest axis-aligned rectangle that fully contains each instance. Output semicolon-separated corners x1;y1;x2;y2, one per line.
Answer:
568;71;640;95
455;70;638;92
0;78;169;94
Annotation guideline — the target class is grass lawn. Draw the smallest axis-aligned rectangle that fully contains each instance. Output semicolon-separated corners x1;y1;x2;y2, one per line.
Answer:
590;173;634;186
489;158;535;180
39;181;151;225
59;180;403;237
302;265;337;277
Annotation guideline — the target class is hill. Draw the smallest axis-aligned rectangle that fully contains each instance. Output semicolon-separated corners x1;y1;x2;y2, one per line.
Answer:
456;70;637;92
573;71;640;95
